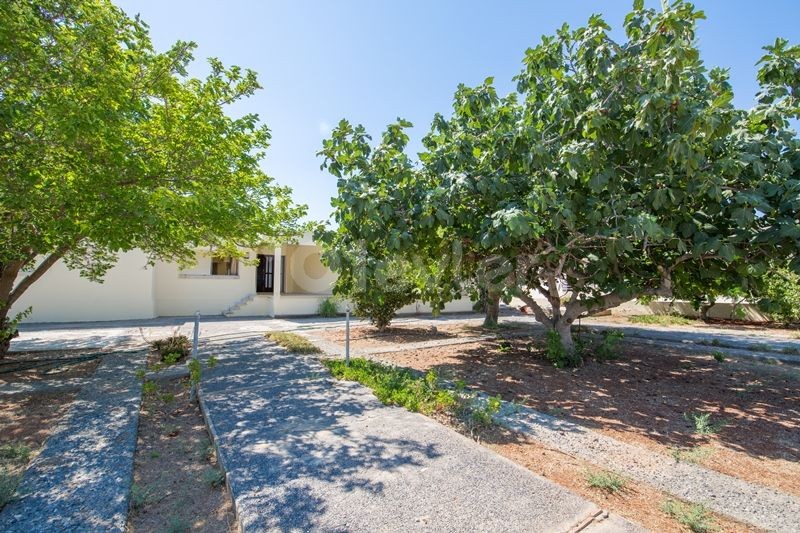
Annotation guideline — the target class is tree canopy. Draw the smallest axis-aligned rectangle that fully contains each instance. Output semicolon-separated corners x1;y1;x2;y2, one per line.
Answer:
318;1;799;360
0;0;306;348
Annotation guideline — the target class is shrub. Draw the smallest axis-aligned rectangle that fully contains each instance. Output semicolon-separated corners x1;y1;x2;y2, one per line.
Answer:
757;267;800;324
151;335;191;363
267;332;321;354
352;284;416;332
662;499;716;533
712;351;725;363
585;470;626;493
317;297;340;318
0;443;30;463
594;330;624;361
546;330;582;368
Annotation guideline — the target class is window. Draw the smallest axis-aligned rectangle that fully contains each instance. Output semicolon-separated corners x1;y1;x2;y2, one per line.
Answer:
210;257;238;276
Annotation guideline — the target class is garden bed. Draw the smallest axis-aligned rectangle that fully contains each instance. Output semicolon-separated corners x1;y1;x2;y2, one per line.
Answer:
126;377;236;532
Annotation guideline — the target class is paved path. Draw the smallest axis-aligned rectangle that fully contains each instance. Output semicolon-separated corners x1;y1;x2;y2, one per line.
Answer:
198;335;642;532
0;350;146;532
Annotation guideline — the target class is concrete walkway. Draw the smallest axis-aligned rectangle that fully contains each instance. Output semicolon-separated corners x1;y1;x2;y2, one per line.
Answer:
198;335;642;532
0;350;146;532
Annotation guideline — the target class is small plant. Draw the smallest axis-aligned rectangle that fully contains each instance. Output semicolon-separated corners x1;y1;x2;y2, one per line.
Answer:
142;380;159;396
471;395;503;427
135;368;147;381
547;406;567;417
497;340;512;353
160;392;175;404
149;451;161;459
684;412;726;436
267;332;321;354
187;358;202;389
130;483;155;510
546;330;582;368
162;352;182;365
594;330;624;361
201;467;225;487
711;351;725;363
585;470;626;493
151;334;191;363
662;499;716;533
670;446;714;464
206;355;219;369
317;297;340;318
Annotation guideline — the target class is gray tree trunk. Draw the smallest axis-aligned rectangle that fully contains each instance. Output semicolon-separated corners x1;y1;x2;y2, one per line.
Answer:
483;290;500;328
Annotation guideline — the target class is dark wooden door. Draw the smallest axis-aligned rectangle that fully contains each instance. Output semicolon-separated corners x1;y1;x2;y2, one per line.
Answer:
256;254;274;293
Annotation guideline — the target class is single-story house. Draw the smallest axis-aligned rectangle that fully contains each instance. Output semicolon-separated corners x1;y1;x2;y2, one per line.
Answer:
11;233;474;323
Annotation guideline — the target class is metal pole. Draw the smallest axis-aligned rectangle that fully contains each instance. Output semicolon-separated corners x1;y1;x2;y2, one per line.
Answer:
345;305;350;366
192;311;200;359
190;311;200;400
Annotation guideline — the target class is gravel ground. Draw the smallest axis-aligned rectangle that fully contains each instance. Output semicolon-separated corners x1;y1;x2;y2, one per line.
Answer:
199;335;644;532
0;350;146;532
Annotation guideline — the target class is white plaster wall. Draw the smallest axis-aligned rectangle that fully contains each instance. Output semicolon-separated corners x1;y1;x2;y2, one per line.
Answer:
10;250;156;323
284;245;336;295
153;252;256;316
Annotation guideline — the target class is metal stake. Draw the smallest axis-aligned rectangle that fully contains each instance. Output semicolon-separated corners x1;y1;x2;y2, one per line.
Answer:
192;311;200;359
345;305;351;366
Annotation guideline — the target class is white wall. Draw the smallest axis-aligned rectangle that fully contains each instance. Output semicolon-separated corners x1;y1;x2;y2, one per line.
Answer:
11;250;156;323
153;252;256;316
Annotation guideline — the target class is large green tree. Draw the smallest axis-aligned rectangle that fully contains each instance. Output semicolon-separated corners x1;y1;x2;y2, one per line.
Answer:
0;0;306;351
320;1;799;358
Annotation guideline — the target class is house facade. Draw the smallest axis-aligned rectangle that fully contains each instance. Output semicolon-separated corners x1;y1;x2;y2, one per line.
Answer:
11;233;474;323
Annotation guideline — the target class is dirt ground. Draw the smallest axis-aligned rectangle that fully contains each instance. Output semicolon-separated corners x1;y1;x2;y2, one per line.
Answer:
0;390;76;510
126;378;237;533
0;349;102;384
316;322;521;350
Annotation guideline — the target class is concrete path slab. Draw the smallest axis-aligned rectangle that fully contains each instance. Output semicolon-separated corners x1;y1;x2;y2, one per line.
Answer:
0;350;146;532
199;336;644;532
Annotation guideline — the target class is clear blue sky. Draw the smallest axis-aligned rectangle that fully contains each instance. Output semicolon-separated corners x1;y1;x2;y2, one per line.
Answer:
114;1;800;222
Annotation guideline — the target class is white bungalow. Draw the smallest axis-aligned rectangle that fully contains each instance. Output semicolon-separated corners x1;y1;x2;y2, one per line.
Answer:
10;233;473;323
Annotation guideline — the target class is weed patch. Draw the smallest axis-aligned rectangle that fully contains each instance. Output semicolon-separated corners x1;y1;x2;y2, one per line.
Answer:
662;499;716;532
324;358;503;438
585;470;626;493
267;332;321;354
151;335;191;364
201;467;225;488
670;446;714;464
629;314;694;326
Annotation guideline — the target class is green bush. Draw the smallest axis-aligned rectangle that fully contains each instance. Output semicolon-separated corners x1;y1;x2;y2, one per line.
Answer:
546;330;582;368
317;297;340;318
352;283;416;332
595;330;624;361
757;267;800;323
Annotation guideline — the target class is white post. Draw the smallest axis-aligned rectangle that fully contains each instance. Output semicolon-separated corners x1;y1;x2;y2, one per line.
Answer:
345;304;351;366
